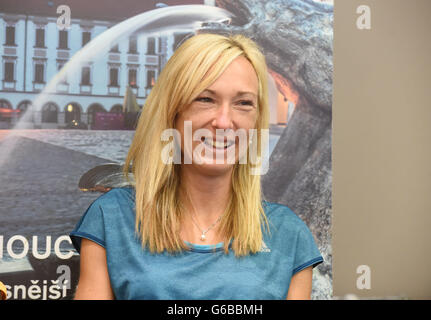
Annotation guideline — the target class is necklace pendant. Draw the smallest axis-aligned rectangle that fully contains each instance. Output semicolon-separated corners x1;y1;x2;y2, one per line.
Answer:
200;234;206;241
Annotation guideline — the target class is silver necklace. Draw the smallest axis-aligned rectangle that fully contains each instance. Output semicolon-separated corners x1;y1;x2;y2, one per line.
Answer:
189;211;223;241
187;193;224;241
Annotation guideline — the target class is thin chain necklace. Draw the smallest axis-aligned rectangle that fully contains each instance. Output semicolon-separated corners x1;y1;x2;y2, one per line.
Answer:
186;192;224;242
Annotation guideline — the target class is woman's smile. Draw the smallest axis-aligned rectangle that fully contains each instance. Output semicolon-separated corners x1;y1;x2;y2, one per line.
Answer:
201;136;235;150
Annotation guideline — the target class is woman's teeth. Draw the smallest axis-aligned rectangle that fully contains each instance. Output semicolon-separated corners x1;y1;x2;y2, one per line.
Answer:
203;138;234;149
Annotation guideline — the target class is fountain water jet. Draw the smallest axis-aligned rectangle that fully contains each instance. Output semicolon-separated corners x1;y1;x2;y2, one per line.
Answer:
0;5;233;168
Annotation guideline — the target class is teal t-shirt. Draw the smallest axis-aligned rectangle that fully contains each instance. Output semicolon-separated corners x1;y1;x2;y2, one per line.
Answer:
70;187;323;300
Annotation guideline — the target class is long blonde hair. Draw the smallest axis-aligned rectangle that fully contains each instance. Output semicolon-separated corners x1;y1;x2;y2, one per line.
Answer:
123;33;270;257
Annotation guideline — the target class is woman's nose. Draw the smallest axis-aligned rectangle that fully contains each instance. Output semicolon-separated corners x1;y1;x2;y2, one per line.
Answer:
211;102;233;129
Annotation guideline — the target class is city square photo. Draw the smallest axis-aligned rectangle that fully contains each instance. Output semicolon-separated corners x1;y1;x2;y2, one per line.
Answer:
0;0;333;300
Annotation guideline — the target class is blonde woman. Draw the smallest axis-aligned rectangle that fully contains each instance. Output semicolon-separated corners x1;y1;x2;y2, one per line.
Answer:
70;33;323;300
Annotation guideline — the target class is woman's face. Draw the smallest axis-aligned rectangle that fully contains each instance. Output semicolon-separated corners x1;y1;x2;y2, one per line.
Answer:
175;56;259;175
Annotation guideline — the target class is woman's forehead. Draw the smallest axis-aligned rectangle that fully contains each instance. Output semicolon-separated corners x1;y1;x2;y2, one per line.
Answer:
202;57;259;94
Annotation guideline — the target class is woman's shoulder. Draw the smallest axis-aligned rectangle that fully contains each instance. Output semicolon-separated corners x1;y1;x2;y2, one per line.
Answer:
93;186;135;207
262;200;309;232
261;201;321;261
79;186;136;224
70;186;136;252
83;186;135;219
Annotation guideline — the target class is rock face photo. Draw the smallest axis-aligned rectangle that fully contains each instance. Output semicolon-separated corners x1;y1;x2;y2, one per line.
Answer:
201;0;333;299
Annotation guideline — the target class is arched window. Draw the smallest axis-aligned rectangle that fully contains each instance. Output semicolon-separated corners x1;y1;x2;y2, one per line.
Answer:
0;99;13;122
87;103;106;125
0;99;12;109
65;102;82;123
17;100;33;120
42;102;58;123
110;104;123;113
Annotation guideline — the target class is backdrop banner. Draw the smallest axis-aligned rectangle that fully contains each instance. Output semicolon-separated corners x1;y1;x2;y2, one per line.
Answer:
0;0;333;300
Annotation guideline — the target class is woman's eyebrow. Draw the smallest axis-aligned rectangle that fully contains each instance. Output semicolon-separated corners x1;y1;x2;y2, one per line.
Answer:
200;89;216;95
201;89;257;98
235;91;257;98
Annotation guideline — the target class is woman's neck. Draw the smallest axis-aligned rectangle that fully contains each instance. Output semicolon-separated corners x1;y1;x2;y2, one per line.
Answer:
178;166;234;245
180;166;232;223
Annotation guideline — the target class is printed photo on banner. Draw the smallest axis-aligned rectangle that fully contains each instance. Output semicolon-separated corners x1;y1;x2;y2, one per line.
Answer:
0;0;333;300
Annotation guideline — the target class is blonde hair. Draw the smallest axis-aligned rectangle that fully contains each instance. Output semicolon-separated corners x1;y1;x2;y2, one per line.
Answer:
123;33;270;257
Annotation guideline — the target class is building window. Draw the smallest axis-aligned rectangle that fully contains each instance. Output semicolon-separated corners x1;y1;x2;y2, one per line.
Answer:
110;104;123;113
146;70;155;88
65;103;81;123
128;69;137;87
81;67;91;85
58;30;68;49
35;28;45;48
109;68;119;86
82;31;91;47
34;64;45;83
0;99;12;109
147;37;156;55
110;44;119;53
87;103;106;125
0;99;13;122
41;102;58;123
58;63;68;84
129;37;137;54
4;62;14;82
5;26;15;46
17;100;33;120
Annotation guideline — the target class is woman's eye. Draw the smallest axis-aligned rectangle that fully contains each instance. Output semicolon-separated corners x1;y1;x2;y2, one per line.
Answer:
195;97;213;103
236;100;255;107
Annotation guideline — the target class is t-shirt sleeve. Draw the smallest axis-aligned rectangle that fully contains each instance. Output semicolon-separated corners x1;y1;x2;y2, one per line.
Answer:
69;198;106;253
292;224;323;275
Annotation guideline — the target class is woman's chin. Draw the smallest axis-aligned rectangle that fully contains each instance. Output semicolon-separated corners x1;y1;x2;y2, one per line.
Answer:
185;159;236;176
181;144;247;176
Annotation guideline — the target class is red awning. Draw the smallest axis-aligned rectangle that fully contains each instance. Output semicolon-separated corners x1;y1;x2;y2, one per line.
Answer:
0;107;20;118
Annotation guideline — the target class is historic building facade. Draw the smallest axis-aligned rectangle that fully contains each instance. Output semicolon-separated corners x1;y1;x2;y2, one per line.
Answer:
0;1;208;129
